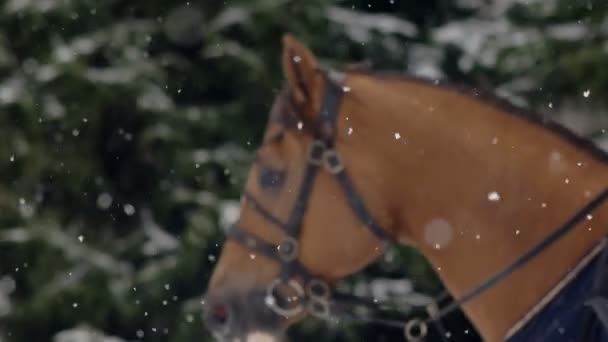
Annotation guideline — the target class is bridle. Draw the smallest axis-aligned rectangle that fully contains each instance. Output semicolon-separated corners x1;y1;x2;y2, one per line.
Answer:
226;68;608;341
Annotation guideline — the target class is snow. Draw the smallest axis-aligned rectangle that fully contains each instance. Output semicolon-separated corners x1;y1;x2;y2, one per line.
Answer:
53;325;126;342
326;6;418;43
423;218;454;250
583;89;591;98
220;200;241;232
487;191;501;201
0;276;15;317
123;204;136;216
96;193;113;210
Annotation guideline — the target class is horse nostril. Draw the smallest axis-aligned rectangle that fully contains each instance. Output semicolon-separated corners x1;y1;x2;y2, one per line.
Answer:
207;302;230;327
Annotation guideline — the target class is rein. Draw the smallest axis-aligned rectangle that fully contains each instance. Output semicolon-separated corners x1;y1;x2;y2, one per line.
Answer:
226;69;608;341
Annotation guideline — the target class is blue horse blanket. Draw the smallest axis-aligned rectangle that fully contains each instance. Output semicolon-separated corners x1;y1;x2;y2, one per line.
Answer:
507;245;608;342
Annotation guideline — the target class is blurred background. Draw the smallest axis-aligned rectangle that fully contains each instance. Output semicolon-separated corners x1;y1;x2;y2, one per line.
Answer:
0;0;606;341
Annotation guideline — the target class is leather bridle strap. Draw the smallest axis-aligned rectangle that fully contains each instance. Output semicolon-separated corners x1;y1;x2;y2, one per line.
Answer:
224;66;608;341
226;70;396;321
227;226;313;280
321;187;608;341
332;165;393;243
434;187;608;318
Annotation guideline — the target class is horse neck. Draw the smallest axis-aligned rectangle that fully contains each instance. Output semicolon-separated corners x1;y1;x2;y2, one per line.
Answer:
340;73;608;341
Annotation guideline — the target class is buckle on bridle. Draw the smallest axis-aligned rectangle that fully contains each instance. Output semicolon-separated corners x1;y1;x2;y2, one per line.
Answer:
322;149;344;174
308;140;326;165
404;318;428;342
277;237;299;262
265;278;305;318
307;297;331;320
306;279;331;300
306;279;332;320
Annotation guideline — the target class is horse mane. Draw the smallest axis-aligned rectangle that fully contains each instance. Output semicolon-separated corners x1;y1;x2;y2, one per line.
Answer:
345;67;608;163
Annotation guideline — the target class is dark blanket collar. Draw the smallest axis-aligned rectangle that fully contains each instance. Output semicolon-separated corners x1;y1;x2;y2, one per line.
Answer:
505;241;607;342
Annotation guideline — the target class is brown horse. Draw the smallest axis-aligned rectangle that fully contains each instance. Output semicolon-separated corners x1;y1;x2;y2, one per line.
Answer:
203;34;608;342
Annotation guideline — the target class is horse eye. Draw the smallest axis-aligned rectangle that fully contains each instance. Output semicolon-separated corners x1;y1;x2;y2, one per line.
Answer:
258;166;285;189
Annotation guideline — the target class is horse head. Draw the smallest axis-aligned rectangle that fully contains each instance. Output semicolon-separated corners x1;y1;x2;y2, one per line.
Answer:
203;34;396;341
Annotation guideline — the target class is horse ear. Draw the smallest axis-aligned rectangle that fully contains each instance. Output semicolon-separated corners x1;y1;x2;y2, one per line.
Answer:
281;34;322;114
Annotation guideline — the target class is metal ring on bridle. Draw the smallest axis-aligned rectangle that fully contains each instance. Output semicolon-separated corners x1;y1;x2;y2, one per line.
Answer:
307;297;331;319
404;318;428;342
265;278;305;317
307;140;326;165
322;149;345;174
276;237;299;262
306;278;331;300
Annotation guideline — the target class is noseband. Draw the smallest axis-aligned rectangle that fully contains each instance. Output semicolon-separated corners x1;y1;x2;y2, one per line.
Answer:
226;69;608;341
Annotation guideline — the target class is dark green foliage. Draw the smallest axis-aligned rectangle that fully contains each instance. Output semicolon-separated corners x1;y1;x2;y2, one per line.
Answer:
0;0;605;341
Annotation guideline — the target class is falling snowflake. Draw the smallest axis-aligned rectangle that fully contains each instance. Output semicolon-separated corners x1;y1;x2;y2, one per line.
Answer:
423;218;453;250
583;89;591;98
487;191;501;201
97;193;113;210
394;132;401;140
123;203;136;216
